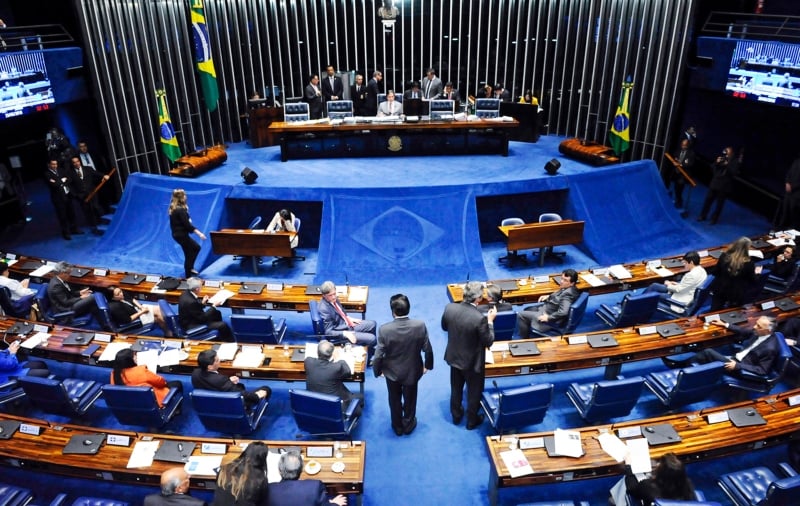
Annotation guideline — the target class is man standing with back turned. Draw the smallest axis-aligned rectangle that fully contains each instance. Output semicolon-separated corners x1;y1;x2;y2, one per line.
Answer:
442;281;495;430
374;294;433;436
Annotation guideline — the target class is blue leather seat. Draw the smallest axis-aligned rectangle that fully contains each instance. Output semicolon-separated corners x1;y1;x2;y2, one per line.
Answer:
566;376;644;421
284;102;309;121
656;274;714;319
230;313;287;344
645;361;725;409
0;379;25;408
327;99;354;119
763;261;800;294
190;389;269;435
499;217;526;264
93;292;154;335
492;310;517;341
654;501;721;506
52;496;129;506
724;332;792;394
35;285;91;327
480;382;553;435
517;502;589;506
429;99;455;119
475;98;500;118
158;300;219;341
289;389;361;439
17;376;102;417
595;291;661;328
102;384;182;428
0;287;33;319
0;481;33;506
309;299;325;335
718;463;800;506
530;291;590;338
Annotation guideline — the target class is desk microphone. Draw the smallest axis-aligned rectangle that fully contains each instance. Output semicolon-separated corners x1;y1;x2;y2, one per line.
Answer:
344;273;349;288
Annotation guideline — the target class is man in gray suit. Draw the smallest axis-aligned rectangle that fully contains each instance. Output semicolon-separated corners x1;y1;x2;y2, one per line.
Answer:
374;294;434;436
421;68;443;100
442;281;496;430
144;467;206;506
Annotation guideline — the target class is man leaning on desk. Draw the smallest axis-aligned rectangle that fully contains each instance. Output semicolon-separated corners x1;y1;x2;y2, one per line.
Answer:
516;269;579;338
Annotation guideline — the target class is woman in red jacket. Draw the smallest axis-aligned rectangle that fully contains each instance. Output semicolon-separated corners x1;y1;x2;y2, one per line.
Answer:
110;348;182;407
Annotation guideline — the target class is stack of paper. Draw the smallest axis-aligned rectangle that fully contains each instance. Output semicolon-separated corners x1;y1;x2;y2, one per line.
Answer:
348;287;368;300
29;264;55;277
652;266;674;278
208;289;235;306
553;429;583;457
608;265;633;280
137;349;160;373
232;345;265;368
20;332;49;349
217;343;238;361
580;273;606;287
499;449;534;478
98;342;132;362
127;441;159;468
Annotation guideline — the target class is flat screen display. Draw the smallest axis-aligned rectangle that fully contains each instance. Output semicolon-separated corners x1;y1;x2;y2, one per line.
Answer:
725;40;800;108
0;50;55;119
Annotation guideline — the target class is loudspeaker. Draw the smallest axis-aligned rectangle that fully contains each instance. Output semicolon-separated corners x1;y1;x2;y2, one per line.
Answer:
544;158;561;175
241;167;258;185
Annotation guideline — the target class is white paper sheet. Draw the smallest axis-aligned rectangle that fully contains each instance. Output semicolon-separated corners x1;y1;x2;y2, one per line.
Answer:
127;441;159;468
136;349;159;374
625;438;652;474
598;432;628;463
184;455;223;476
29;264;55;277
207;289;235;306
499;449;534;478
553;429;583;458
580;273;607;287
97;342;132;362
20;332;48;349
216;342;238;361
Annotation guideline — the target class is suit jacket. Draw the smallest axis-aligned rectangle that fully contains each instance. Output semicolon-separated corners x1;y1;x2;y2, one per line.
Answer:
47;276;82;313
709;155;739;193
321;75;343;102
108;298;139;325
67;162;102;199
373;317;433;385
377;100;402;116
403;89;422;100
442;302;494;372
351;83;368;115
494;90;511;102
317;297;353;337
304;84;323;119
668;265;707;304
441;88;460;102
729;326;781;376
178;290;216;331
533;285;580;328
421;76;443;100
144;493;206;506
267;479;328;506
304;356;352;401
366;78;381;115
44;167;71;202
673;146;695;171
110;365;170;406
191;368;259;404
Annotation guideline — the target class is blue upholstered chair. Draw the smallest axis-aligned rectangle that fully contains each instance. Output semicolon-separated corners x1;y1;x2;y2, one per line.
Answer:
595;291;661;328
289;389;361;439
327;100;354;119
0;287;33;319
644;362;725;409
284;102;310;122
530;292;590;338
763;261;800;294
17;376;102;417
0;482;33;506
475;98;501;118
429;99;455;120
35;285;92;327
93;292;155;335
654;501;721;506
499;217;527;265
718;462;800;506
492;310;517;341
723;332;792;394
49;494;129;506
190;389;269;435
480;382;553;435
566;376;644;421
536;212;568;263
230;314;287;344
517;502;589;506
158;300;219;341
0;379;25;409
656;274;714;319
102;384;182;429
309;299;325;335
237;216;262;271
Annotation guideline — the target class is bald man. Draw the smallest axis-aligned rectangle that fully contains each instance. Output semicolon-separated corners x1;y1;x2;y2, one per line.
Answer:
144;467;207;506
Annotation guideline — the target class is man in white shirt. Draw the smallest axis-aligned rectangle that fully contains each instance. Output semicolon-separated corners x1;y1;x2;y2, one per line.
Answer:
0;261;35;301
643;251;707;307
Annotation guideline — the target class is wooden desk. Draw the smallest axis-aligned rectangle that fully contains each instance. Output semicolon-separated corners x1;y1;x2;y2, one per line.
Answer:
486;390;800;505
268;118;519;161
210;229;296;275
499;220;585;267
0;413;364;498
248;104;284;147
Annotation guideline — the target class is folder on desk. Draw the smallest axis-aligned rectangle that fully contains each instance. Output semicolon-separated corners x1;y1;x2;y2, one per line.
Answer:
588;333;618;348
508;341;540;357
709;250;723;259
656;323;685;338
641;423;681;446
121;273;145;285
775;298;800;312
494;280;520;292
63;332;95;346
0;420;20;440
291;348;306;362
543;433;584;458
20;261;45;270
238;283;264;295
6;322;34;335
154;440;196;463
304;285;322;295
661;258;685;269
63;433;106;454
720;311;748;325
70;267;90;278
727;407;767;427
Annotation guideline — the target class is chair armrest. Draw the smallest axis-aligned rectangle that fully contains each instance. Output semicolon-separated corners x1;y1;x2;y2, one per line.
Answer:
117;319;144;332
779;461;798;477
161;386;181;407
51;309;76;319
343;397;361;419
186;324;210;337
0;379;17;391
731;368;770;383
663;297;688;309
48;493;69;506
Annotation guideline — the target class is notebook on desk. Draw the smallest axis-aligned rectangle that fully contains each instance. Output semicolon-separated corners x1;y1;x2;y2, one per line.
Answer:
0;420;20;440
727;407;767;427
63;433;106;454
304;285;322;295
70;267;90;278
775;298;800;311
120;273;145;285
720;311;748;325
238;283;264;295
291;348;306;362
656;323;685;338
494;280;520;292
508;341;540;357
662;258;684;269
154;440;196;463
6;322;34;335
20;261;44;270
62;332;95;346
642;424;681;445
588;333;618;348
751;239;770;249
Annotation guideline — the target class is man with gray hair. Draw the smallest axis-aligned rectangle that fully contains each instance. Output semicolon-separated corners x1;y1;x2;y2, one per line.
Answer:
144;467;206;506
177;277;232;341
441;281;496;430
47;261;101;321
317;280;376;360
268;451;347;505
304;339;355;403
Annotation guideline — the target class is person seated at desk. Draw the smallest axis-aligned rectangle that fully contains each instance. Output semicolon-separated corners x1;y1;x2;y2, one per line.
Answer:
0;340;49;384
403;81;422;100
0;260;35;314
192;349;271;407
441;81;460;103
304;339;361;414
477;84;493;99
609;453;695;506
107;286;169;335
493;83;511;102
144;467;207;506
767;244;796;280
48;261;101;322
516;269;579;337
178;277;233;341
478;284;513;313
268;451;347;506
643;251;707;306
518;89;539;106
377;89;401;117
668;316;780;378
318;281;377;357
266;208;299;249
110;348;183;407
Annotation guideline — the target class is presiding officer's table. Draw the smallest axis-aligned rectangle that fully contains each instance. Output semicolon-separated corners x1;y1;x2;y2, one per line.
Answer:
499;220;585;267
268;118;519;161
210;229;296;275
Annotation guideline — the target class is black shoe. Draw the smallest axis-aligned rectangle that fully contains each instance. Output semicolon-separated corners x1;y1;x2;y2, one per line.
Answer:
393;426;403;436
189;270;199;276
62;232;72;240
403;417;417;435
466;414;485;430
710;219;718;225
452;414;463;426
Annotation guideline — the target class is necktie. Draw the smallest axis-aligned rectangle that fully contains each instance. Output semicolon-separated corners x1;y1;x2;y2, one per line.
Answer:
82;154;90;166
425;80;432;98
77;168;83;180
332;300;354;328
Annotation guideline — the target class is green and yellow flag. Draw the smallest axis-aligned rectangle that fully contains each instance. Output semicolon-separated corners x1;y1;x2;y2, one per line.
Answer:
609;80;633;156
156;89;181;162
191;0;218;111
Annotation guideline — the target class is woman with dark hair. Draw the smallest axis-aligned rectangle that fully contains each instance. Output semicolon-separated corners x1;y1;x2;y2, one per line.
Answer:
266;208;298;248
109;348;182;407
625;453;696;505
168;188;206;278
709;236;762;310
212;441;270;506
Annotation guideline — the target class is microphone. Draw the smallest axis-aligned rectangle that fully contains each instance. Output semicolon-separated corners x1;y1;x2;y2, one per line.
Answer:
344;272;349;288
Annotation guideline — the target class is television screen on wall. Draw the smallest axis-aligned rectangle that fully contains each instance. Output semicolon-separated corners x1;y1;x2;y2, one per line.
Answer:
725;40;800;108
0;50;55;119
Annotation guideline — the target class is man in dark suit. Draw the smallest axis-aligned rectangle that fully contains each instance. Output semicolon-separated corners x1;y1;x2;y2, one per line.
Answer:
494;82;511;102
664;138;695;208
374;294;433;436
304;74;323;119
47;261;100;320
403;81;422;100
516;269;580;337
442;281;496;430
304;340;355;403
365;70;383;116
351;73;369;116
267;451;347;506
317;280;377;358
144;467;206;506
77;140;115;213
177;277;233;341
698;145;739;225
321;65;344;107
441;81;460;109
192;349;270;406
44;158;78;240
68;155;108;235
421;68;443;100
478;284;513;313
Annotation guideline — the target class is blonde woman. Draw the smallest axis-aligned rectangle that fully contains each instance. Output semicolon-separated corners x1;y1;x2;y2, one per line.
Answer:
212;442;270;506
710;236;762;310
168;189;206;277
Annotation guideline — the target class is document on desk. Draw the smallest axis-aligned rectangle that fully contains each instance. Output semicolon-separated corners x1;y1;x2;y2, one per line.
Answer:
98;341;132;362
347;286;368;301
304;342;318;359
768;237;795;247
608;265;633;280
485;348;494;364
208;289;235;306
217;342;238;361
20;332;48;349
490;341;510;352
158;348;182;367
29;264;55;277
580;273;606;287
184;455;223;476
499;449;534;478
626;438;652;474
652;266;674;278
598;432;628;463
553;429;583;458
127;440;159;468
137;349;160;373
232;346;265;368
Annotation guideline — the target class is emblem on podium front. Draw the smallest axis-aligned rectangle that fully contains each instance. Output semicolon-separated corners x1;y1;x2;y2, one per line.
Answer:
387;135;402;152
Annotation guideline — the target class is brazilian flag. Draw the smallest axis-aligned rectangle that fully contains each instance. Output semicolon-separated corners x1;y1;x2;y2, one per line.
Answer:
156;89;182;162
609;80;633;156
191;0;218;112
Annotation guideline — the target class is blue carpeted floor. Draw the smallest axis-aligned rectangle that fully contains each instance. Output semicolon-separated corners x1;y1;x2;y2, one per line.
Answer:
0;135;783;505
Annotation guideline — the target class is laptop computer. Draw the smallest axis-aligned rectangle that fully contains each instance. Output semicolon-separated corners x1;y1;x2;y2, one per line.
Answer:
239;283;264;295
775;298;800;311
662;258;685;269
70;267;90;278
588;333;618;348
641;424;681;445
720;311;748;325
291;348;306;362
727;407;767;427
6;322;34;335
656;323;686;338
63;433;106;455
120;273;145;285
304;285;322;296
0;420;20;440
494;280;519;292
154;440;196;463
63;332;95;346
508;341;540;357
